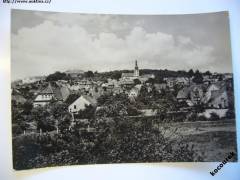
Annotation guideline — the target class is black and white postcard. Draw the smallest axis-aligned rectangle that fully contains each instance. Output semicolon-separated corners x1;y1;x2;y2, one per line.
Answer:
11;10;237;170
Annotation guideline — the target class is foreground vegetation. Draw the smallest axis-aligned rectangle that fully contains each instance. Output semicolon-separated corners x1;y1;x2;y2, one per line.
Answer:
13;115;201;170
12;77;236;170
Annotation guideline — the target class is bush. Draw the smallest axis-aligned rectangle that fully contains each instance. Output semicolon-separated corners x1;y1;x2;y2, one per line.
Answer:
186;112;197;122
196;115;207;121
209;112;220;121
226;109;235;119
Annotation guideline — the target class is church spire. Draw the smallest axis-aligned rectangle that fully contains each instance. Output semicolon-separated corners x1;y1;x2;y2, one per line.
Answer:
135;60;138;68
134;60;139;77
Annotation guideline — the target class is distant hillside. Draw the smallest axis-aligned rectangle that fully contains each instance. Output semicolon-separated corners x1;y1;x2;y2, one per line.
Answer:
65;69;85;74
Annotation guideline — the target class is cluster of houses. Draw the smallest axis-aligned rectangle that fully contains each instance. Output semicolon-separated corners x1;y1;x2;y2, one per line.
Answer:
12;60;234;119
30;60;152;113
176;80;233;109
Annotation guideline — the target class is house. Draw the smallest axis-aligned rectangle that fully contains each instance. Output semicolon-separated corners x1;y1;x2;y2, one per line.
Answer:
33;83;55;107
87;86;104;99
68;95;97;114
154;83;167;92
102;80;122;94
223;73;233;80
129;84;142;98
176;77;190;86
190;85;205;104
139;74;155;83
112;86;124;95
121;72;136;81
176;84;206;105
210;74;220;83
164;77;176;89
207;87;233;109
59;85;71;101
201;82;224;104
33;83;71;107
105;81;115;90
120;79;134;88
68;82;81;91
106;78;119;88
57;80;68;85
164;77;190;88
203;75;212;85
68;80;93;91
141;74;155;79
202;82;232;109
176;87;189;102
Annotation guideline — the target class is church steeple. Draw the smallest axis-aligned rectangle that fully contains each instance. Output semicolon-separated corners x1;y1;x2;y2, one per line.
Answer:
134;60;139;77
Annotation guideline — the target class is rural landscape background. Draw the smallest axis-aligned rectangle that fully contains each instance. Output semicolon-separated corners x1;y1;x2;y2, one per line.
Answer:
11;10;237;170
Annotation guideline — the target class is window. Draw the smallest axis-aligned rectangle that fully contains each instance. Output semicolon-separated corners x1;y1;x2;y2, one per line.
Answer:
74;105;76;109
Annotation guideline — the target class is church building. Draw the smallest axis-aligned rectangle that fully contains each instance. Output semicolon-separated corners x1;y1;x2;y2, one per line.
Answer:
121;60;140;80
121;60;154;82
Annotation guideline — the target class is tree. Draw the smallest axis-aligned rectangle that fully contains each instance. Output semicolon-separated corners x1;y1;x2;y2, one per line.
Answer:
96;93;140;118
84;71;94;78
22;101;33;115
97;94;111;106
209;112;220;121
155;76;165;83
31;107;55;132
134;78;141;85
111;71;122;80
194;104;205;113
172;84;182;96
218;74;223;81
226;109;235;119
96;100;128;118
46;71;70;82
127;104;141;116
76;104;96;119
188;69;194;77
192;70;203;84
49;102;72;132
205;70;212;76
58;113;72;133
146;78;155;85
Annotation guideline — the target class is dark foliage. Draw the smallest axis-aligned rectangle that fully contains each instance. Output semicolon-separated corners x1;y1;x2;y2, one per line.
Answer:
209;112;220;121
192;70;203;84
13;114;198;170
84;71;94;78
46;71;71;82
226;109;235;119
134;78;141;85
75;105;96;119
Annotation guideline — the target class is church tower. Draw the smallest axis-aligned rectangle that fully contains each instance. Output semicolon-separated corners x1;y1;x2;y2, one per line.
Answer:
134;60;139;77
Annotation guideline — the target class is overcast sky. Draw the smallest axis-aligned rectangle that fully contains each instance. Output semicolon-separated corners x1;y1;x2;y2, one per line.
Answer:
11;10;233;80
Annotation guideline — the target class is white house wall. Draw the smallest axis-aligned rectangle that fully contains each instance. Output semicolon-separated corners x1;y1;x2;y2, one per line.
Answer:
68;96;91;113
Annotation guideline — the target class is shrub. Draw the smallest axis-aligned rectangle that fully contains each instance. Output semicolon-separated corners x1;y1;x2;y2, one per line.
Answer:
196;115;207;121
186;112;197;122
226;109;235;119
209;112;220;121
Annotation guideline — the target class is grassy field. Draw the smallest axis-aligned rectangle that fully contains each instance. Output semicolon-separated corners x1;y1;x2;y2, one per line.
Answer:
158;119;238;162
